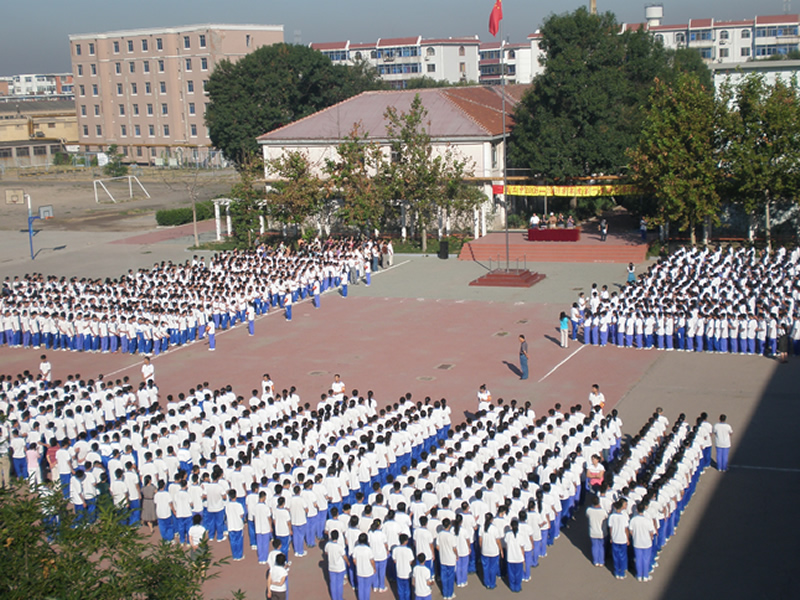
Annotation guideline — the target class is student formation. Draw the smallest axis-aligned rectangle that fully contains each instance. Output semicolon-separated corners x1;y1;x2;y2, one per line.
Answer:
570;246;800;359
0;361;733;599
0;236;393;355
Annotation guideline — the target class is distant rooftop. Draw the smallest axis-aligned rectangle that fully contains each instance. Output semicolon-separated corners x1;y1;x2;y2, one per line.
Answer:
69;24;283;41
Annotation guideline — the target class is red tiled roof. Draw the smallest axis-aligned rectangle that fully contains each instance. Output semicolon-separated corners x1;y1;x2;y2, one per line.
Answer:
756;14;799;24
480;42;502;50
310;42;348;51
527;32;542;39
377;36;420;47
350;42;375;49
257;85;531;144
648;23;688;31
422;37;480;45
689;18;713;28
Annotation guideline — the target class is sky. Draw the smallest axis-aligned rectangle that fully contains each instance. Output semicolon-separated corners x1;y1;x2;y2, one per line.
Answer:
0;0;789;76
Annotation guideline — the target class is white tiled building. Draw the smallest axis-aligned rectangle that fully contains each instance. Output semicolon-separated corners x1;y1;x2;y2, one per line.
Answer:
310;36;481;88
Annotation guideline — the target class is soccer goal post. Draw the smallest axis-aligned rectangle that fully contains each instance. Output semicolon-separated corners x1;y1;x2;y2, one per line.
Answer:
93;175;151;204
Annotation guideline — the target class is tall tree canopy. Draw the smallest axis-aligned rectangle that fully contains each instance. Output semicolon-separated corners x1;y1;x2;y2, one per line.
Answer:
628;73;722;245
509;7;710;182
721;74;800;247
206;44;383;166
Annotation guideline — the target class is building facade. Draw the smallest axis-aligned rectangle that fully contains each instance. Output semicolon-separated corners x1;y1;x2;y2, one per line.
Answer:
479;41;535;85
69;24;283;165
0;99;78;168
311;36;481;88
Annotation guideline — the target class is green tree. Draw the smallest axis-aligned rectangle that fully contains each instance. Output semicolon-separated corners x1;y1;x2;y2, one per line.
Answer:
205;44;383;167
103;144;129;177
628;73;722;245
229;161;267;248
509;7;710;182
722;74;800;248
266;150;325;235
324;122;390;232
384;94;484;251
0;482;221;600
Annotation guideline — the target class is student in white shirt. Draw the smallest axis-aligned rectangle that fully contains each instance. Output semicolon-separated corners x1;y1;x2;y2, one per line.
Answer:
608;499;630;579
153;480;174;543
266;552;289;600
392;534;415;600
479;514;502;589
325;529;347;600
630;501;656;582
225;489;245;560
436;518;458;600
503;519;526;593
713;414;733;472
412;552;433;600
586;495;608;567
351;532;375;600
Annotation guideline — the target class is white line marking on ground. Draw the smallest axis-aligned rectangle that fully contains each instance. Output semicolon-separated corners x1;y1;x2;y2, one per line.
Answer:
731;465;800;473
95;257;412;376
537;346;585;382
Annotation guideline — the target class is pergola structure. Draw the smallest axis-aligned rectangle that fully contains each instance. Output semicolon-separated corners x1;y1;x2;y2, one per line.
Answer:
211;197;269;241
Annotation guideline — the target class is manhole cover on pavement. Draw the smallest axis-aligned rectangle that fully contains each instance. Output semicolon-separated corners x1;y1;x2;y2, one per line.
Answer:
572;287;583;291
308;371;327;376
417;376;436;381
494;331;510;337
436;364;454;370
516;319;529;324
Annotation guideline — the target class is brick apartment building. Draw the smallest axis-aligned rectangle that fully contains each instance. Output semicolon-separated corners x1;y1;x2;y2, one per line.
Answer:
69;24;283;166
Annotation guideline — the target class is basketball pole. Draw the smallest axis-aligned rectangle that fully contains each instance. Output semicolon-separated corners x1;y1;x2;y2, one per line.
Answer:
26;194;40;260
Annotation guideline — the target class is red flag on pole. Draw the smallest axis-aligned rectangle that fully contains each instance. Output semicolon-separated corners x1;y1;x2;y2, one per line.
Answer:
489;0;503;37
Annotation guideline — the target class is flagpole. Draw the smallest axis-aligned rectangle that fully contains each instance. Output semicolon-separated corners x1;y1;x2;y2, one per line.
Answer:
500;12;509;272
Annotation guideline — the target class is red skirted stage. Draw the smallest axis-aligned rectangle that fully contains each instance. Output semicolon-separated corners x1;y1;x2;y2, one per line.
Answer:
527;228;580;242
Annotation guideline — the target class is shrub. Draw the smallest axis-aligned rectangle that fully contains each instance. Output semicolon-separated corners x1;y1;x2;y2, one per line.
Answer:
155;201;214;226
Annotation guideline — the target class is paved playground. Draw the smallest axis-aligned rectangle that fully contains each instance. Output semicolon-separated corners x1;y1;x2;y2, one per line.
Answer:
0;217;798;600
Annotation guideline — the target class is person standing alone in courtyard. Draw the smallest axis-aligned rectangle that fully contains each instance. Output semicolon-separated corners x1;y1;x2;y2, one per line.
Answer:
713;414;733;472
519;335;529;380
559;313;569;349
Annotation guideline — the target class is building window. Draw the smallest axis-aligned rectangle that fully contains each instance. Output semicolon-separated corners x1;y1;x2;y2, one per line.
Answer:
75;44;81;56
129;62;135;74
188;102;196;115
95;125;102;136
132;103;139;115
720;30;729;40
158;59;164;73
185;58;192;71
190;124;197;137
90;64;96;76
507;50;515;59
163;124;170;137
183;36;190;49
143;60;150;73
119;104;125;116
83;125;89;136
88;42;95;55
427;64;435;73
116;83;123;95
120;125;127;137
370;50;377;59
699;47;713;59
131;82;138;95
246;34;251;48
201;57;208;70
742;29;751;39
94;105;100;116
459;46;465;56
0;148;12;158
741;47;751;57
136;146;143;157
187;80;194;93
203;79;208;92
146;103;153;116
113;41;120;54
676;32;686;43
34;146;47;156
160;81;166;94
156;38;163;50
77;65;83;76
127;40;134;52
142;39;148;51
148;124;155;137
655;34;664;43
121;147;128;156
14;147;28;157
80;104;87;116
145;82;152;95
720;48;729;58
161;103;168;115
92;84;99;96
115;63;121;75
150;147;157;157
199;34;206;48
79;84;85;96
459;62;466;73
426;47;435;56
